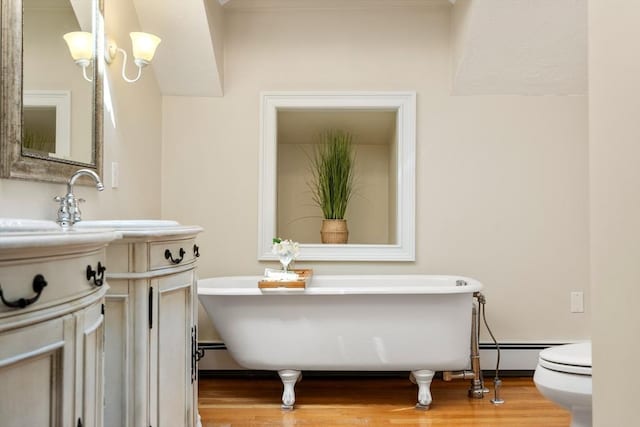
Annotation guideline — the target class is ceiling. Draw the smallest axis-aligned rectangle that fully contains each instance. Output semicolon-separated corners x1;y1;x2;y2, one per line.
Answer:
134;0;586;97
132;0;224;96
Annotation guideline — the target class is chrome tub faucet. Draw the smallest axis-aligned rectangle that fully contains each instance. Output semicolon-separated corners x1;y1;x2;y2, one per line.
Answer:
55;169;104;227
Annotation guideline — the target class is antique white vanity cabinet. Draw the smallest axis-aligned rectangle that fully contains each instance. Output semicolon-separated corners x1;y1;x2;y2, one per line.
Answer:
79;221;203;427
0;221;120;427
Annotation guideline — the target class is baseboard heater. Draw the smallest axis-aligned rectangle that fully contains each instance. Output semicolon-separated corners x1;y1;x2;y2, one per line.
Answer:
197;341;568;376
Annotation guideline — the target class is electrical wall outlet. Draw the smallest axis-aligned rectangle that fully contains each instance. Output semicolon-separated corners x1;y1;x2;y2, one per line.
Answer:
570;291;584;313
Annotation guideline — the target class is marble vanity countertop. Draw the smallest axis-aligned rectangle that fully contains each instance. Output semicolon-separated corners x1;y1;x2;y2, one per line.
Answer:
0;219;122;259
74;219;203;239
0;218;61;232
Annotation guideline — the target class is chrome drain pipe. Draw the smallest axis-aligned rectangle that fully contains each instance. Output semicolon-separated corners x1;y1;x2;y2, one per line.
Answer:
491;378;505;404
442;370;475;381
442;293;488;399
468;294;486;398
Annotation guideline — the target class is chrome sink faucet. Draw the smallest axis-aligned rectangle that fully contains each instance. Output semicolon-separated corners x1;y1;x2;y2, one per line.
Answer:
55;169;104;227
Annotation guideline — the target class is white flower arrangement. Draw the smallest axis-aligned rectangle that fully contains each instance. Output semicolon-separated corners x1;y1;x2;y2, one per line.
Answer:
271;238;300;260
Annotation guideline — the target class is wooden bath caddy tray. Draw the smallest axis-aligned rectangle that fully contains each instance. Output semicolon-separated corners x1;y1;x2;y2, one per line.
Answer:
258;269;313;289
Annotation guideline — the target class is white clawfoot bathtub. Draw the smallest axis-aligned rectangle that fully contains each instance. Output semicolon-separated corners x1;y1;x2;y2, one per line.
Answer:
198;274;483;409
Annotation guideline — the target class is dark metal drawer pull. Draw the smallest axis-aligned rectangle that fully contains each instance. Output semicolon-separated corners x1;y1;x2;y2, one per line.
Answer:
0;274;48;309
193;244;200;258
86;262;106;287
165;247;185;264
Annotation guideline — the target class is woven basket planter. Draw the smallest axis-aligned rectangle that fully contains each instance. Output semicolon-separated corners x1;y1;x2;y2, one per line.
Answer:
320;219;349;244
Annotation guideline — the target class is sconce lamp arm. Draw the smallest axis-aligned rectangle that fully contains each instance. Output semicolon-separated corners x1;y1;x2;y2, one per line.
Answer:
116;48;143;83
81;65;93;83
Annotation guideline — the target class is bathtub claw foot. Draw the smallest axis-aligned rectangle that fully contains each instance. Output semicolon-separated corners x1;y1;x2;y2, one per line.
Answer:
411;369;434;409
278;369;301;410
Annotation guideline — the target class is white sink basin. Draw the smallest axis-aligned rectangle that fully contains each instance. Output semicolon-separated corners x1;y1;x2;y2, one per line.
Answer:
0;218;60;232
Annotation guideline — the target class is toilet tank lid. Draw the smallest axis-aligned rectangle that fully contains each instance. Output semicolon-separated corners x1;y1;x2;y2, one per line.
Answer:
539;342;592;368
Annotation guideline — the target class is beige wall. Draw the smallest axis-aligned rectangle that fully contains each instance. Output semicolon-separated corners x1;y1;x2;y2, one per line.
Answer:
388;126;398;244
589;1;640;425
162;4;589;343
0;0;162;221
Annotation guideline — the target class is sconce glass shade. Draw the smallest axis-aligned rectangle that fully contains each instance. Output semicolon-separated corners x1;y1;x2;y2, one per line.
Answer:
63;31;93;66
130;32;161;66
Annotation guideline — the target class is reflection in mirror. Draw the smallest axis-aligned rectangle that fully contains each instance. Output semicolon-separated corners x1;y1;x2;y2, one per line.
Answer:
23;0;92;164
23;90;72;160
0;0;103;184
258;92;416;262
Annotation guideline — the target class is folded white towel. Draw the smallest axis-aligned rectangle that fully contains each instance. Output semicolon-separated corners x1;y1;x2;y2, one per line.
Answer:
263;268;299;282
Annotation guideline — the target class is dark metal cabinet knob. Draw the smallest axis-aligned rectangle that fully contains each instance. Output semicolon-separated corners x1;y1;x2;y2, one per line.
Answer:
86;262;106;286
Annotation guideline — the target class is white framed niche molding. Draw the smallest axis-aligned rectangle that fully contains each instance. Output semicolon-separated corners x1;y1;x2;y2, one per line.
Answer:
258;91;416;262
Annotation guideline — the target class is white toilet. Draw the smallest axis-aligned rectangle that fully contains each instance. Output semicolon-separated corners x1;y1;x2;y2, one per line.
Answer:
534;342;592;427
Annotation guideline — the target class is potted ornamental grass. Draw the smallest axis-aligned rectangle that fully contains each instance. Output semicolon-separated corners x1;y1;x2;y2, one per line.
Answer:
309;130;355;244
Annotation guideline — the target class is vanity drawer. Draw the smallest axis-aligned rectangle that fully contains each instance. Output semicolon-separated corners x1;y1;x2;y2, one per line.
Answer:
149;239;198;271
0;250;106;316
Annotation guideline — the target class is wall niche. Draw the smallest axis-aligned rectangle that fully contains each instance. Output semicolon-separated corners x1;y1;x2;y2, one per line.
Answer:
277;109;397;245
258;92;416;261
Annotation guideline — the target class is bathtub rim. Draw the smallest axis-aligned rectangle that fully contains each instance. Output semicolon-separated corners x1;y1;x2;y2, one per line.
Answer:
197;274;483;296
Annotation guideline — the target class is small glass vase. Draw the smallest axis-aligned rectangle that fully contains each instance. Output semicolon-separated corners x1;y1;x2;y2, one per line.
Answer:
279;255;293;273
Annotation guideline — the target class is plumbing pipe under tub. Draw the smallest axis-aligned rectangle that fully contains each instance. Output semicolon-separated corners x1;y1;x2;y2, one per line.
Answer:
443;295;486;398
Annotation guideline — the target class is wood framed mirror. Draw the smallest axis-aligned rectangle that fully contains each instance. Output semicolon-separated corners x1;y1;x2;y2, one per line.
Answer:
0;0;103;183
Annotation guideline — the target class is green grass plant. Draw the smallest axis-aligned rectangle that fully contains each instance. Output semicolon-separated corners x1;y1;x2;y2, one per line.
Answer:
309;130;355;219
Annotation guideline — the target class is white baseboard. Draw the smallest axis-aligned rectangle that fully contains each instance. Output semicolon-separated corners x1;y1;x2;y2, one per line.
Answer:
479;343;566;371
198;342;570;373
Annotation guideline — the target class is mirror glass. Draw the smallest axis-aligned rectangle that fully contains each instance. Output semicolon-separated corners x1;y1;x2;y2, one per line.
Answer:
258;92;416;262
23;0;92;164
0;0;103;183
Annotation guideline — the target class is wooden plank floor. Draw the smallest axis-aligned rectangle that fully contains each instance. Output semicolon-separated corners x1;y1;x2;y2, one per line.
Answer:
199;375;570;426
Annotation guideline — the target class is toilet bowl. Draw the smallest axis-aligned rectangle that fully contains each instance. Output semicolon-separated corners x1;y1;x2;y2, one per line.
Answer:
533;342;592;427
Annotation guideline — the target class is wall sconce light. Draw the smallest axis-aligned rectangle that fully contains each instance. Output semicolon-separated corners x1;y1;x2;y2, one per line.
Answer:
106;32;162;83
63;31;161;84
63;31;94;82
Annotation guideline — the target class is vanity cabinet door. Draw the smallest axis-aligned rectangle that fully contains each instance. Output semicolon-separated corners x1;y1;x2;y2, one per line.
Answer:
149;269;196;427
77;300;106;427
0;314;75;426
103;279;133;427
